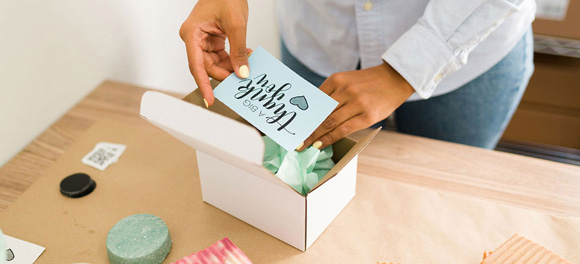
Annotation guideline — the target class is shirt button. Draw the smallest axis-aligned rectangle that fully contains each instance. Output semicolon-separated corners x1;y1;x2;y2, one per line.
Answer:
363;1;373;11
434;73;443;83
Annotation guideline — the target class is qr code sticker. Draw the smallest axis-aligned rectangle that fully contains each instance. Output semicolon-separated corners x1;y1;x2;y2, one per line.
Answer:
82;142;127;171
87;148;115;167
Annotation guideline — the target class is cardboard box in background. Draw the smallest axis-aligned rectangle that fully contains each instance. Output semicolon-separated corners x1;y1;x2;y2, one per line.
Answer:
534;0;579;40
501;53;580;150
500;1;580;151
140;89;378;251
533;0;580;58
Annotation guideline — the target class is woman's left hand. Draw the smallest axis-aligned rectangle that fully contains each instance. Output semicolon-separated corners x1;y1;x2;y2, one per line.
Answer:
297;62;415;151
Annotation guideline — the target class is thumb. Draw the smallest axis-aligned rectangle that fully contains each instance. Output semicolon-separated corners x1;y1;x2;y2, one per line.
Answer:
226;23;250;79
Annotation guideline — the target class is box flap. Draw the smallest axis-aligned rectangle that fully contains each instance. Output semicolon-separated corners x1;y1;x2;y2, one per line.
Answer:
140;91;264;166
309;127;381;192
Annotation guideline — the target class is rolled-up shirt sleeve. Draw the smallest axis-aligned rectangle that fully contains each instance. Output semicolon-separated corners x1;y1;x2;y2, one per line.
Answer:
382;0;525;99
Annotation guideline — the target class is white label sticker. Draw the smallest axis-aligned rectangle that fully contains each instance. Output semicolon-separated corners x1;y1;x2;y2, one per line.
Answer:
4;235;45;264
82;142;127;171
536;0;570;21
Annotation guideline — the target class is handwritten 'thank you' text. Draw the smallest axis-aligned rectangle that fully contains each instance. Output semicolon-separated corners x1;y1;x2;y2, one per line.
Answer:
235;73;297;134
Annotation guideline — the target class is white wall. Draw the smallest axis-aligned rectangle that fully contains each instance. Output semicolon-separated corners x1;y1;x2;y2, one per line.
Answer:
0;0;279;166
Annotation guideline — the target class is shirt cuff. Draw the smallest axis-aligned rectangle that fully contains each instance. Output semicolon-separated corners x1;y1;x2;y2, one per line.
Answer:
382;22;456;99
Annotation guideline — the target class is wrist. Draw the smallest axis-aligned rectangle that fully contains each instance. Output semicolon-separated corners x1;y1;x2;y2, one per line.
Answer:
378;62;414;98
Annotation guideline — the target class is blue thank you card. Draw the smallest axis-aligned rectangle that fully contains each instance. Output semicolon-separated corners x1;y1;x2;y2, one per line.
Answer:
213;46;338;151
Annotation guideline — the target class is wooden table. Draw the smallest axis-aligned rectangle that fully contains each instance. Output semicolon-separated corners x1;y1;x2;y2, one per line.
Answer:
1;80;580;219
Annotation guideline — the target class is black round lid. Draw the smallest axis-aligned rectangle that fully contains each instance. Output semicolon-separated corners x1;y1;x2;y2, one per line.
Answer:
60;173;96;198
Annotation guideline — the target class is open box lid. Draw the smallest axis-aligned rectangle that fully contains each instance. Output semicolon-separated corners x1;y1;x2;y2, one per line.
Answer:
141;88;380;196
140;91;263;165
140;91;293;190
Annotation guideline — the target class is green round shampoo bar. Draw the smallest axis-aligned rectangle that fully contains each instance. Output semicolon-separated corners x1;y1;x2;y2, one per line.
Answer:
106;214;172;264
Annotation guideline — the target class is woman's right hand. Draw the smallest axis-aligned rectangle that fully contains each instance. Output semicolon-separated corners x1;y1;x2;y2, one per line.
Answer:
179;0;250;107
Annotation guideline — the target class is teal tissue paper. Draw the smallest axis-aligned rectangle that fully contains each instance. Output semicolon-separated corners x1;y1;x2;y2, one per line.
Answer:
262;136;335;195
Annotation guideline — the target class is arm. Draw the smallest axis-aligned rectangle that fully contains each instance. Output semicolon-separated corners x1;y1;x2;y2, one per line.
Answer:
383;0;524;98
299;0;526;151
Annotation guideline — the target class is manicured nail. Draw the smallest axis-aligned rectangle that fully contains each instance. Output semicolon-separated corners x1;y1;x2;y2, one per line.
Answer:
203;98;209;109
312;141;322;149
295;142;304;151
239;65;249;79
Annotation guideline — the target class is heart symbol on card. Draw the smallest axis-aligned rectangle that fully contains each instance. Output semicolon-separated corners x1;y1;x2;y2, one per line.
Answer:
6;248;14;261
289;95;309;111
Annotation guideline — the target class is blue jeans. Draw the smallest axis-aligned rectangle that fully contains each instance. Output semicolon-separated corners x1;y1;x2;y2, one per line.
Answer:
281;28;534;149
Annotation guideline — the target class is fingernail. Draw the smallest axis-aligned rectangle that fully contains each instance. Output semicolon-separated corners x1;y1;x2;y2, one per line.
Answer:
312;141;322;150
295;142;304;151
239;65;249;79
203;98;209;109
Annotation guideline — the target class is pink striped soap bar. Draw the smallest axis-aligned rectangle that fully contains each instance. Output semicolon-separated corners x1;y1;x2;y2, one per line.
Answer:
173;238;253;264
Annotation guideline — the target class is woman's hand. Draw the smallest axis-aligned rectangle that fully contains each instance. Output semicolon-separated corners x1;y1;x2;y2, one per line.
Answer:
297;62;415;151
179;0;250;107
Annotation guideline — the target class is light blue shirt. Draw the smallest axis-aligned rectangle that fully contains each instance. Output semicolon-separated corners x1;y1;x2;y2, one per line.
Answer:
277;0;536;100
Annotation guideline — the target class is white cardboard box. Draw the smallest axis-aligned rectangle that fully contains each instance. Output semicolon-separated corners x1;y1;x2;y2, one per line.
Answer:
140;89;378;251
